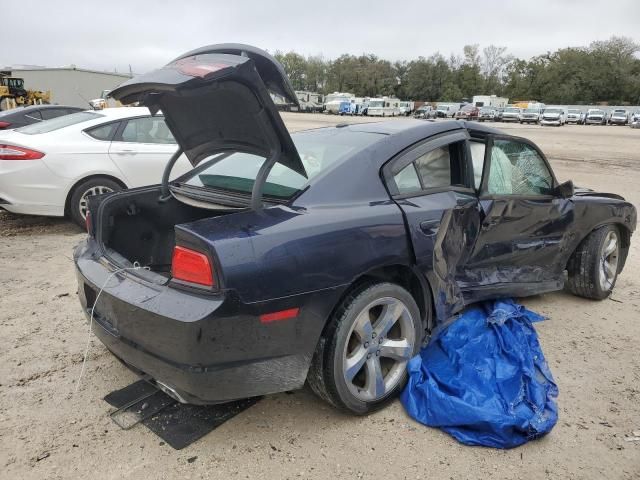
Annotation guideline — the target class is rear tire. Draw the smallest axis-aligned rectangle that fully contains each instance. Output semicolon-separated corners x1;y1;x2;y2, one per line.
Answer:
566;225;622;300
307;282;421;415
69;177;123;227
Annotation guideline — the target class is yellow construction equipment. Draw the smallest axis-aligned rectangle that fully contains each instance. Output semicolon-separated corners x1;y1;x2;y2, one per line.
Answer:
0;75;51;111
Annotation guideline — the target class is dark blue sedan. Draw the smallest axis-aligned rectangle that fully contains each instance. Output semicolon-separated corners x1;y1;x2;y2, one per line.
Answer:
74;44;636;414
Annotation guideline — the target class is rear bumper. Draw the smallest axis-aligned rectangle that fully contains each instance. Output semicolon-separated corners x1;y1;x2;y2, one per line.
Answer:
74;238;341;404
0;160;66;216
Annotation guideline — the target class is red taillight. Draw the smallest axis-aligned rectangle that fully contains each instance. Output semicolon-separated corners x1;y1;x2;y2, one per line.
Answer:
0;144;44;160
260;308;300;324
0;121;12;129
171;245;215;287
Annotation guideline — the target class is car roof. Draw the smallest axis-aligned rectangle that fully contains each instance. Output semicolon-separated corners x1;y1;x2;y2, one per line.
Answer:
0;104;83;117
303;119;501;141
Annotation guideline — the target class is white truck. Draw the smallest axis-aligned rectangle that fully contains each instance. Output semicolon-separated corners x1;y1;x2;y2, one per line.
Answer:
398;101;415;116
367;97;401;117
293;91;324;113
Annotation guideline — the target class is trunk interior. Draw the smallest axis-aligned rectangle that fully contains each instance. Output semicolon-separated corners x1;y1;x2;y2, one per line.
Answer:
98;187;237;276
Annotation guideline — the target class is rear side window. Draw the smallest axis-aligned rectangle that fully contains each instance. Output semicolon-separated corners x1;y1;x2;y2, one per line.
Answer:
85;122;119;141
391;140;467;195
414;145;452;189
394;164;422;194
23;110;42;123
117;117;175;144
41;108;67;120
16;111;102;134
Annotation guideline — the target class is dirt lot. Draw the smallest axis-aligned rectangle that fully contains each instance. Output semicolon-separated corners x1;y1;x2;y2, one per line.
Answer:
1;115;639;480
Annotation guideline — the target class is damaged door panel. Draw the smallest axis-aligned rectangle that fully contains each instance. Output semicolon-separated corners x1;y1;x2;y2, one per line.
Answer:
460;134;574;302
386;130;482;319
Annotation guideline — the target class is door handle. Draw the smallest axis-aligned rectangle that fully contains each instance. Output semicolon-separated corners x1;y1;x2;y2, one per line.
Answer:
114;149;137;155
419;220;440;236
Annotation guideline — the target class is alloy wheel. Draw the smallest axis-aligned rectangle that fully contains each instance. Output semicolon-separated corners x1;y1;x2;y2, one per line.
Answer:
342;297;415;402
78;185;113;220
599;230;619;291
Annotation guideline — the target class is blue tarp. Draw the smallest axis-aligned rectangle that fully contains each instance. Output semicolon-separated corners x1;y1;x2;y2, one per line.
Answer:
401;299;558;449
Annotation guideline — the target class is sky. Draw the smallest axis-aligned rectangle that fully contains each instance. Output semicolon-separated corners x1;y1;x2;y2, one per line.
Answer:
4;0;639;74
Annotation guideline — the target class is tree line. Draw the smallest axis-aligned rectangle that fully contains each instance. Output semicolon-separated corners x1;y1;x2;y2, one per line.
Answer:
274;36;640;105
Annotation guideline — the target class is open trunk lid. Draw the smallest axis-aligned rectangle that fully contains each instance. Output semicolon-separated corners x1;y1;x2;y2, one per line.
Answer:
109;43;305;177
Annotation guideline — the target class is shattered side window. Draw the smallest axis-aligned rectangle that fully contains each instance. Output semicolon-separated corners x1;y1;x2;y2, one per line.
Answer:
487;140;553;196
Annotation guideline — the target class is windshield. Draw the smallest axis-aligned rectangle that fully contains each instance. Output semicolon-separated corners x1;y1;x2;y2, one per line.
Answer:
568;109;581;114
480;108;493;113
369;100;384;107
613;110;626;115
524;108;539;113
179;129;383;199
505;108;520;113
436;105;449;111
16;111;101;134
545;108;562;114
590;110;604;115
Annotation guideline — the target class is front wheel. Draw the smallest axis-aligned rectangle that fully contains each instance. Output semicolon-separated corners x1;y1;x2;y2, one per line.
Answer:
566;225;622;299
307;282;422;414
69;177;123;227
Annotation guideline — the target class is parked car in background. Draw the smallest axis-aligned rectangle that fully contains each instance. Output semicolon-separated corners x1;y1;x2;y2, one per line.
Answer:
75;44;636;415
494;107;505;122
413;105;436;119
520;108;541;124
631;111;640;128
0;107;191;226
0;104;84;130
608;109;629;125
478;107;496;122
455;104;479;121
585;109;607;125
338;101;356;115
501;107;522;122
567;109;585;124
540;107;567;126
435;104;456;118
398;101;414;116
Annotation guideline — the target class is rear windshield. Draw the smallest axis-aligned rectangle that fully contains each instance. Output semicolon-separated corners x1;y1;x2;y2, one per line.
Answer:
16;111;101;134
179;129;383;199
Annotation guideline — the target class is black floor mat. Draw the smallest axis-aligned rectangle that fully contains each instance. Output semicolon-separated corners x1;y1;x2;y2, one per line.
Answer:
104;380;261;449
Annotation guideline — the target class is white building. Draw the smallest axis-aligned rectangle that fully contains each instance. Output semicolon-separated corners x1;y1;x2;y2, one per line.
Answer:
4;66;132;108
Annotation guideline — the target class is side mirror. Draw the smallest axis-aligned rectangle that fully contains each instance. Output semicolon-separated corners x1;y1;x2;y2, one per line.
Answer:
555;180;574;199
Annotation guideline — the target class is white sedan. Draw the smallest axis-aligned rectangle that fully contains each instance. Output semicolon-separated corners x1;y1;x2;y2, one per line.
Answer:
0;107;191;226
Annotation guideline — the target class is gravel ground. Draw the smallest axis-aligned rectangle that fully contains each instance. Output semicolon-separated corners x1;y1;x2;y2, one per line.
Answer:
1;115;639;479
